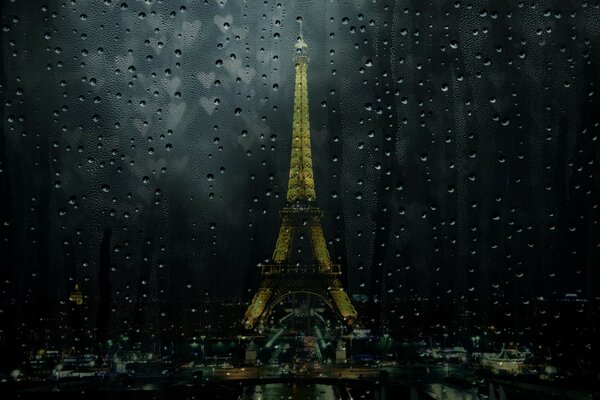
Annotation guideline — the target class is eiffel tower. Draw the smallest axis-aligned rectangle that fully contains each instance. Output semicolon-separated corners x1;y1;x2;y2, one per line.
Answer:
243;22;357;330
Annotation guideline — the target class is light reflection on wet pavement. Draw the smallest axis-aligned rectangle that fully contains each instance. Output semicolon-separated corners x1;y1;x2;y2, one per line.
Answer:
242;383;341;400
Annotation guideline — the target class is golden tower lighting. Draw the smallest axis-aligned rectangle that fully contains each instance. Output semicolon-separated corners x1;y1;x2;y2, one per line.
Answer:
243;21;357;330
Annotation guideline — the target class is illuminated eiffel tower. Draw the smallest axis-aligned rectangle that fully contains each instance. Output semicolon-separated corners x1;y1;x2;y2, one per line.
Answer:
243;22;357;330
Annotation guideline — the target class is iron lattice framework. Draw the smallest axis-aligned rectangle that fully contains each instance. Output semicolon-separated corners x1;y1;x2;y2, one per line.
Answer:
243;26;357;330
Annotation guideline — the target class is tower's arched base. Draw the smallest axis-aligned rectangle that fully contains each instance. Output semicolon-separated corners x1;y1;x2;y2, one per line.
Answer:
243;271;357;331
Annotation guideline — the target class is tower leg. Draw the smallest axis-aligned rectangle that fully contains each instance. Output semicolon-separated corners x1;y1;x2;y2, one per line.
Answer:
273;218;294;263
309;224;333;269
243;288;272;329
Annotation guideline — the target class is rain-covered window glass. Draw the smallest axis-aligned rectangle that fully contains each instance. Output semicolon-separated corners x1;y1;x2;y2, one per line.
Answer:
1;1;599;399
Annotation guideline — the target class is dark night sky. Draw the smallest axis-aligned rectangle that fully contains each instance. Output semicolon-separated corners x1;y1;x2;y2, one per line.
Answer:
1;0;600;335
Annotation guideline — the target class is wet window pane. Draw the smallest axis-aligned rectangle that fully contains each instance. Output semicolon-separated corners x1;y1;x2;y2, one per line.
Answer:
1;1;599;398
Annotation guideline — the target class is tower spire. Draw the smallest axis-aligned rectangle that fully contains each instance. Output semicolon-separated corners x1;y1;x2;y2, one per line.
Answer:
287;19;314;203
295;18;308;52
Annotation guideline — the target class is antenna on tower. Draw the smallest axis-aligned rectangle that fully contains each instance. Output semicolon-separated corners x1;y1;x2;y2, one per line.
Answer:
294;17;308;51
